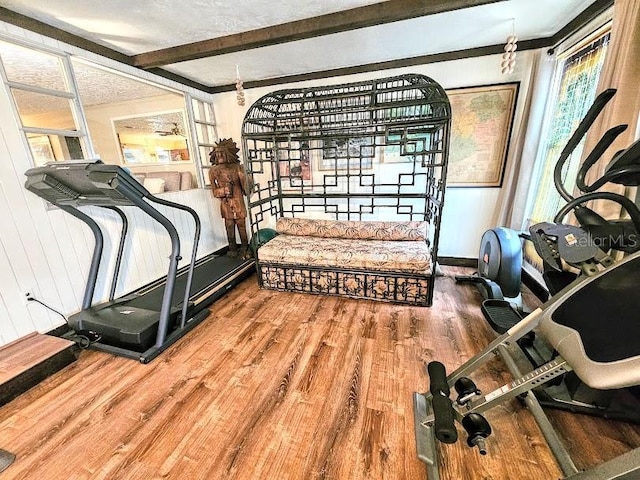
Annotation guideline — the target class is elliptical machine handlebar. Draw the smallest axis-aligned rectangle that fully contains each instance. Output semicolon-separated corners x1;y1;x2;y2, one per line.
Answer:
578;164;640;193
575;124;628;192
553;88;617;203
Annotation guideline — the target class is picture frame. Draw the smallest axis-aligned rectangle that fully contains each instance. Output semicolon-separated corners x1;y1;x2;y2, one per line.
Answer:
319;137;375;170
275;145;313;190
121;145;146;164
28;135;56;165
445;82;519;187
169;148;190;161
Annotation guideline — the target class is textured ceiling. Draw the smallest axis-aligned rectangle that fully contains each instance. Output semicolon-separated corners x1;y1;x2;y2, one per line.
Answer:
0;0;602;89
114;111;185;136
0;0;386;54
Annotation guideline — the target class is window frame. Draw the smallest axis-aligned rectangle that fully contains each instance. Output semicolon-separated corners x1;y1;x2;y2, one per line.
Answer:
522;25;612;269
0;38;95;165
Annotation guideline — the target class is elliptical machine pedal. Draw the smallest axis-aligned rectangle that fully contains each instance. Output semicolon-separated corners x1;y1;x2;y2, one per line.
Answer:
480;299;523;334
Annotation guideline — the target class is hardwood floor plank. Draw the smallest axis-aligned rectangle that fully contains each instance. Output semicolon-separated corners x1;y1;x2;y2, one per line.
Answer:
0;271;638;479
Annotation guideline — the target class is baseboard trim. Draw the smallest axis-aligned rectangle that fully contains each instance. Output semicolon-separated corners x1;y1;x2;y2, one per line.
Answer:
437;257;476;268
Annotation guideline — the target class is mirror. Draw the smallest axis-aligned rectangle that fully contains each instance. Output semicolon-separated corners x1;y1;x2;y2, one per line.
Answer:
113;110;190;165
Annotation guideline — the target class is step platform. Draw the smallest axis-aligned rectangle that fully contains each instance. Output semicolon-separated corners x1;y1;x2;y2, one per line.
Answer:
0;332;76;407
480;299;523;334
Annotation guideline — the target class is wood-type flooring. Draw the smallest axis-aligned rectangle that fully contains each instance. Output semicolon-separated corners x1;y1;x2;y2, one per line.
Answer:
1;268;639;479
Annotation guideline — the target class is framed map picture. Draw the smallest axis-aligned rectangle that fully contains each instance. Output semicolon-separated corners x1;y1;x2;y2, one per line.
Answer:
446;82;519;187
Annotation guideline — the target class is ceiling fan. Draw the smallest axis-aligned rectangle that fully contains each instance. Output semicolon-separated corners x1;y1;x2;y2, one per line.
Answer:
154;122;184;136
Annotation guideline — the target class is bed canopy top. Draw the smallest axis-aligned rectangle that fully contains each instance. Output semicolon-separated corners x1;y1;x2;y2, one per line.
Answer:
242;73;451;139
241;72;451;257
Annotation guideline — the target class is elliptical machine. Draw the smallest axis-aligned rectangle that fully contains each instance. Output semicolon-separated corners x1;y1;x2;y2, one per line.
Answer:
459;88;640;422
411;92;640;480
528;89;640;421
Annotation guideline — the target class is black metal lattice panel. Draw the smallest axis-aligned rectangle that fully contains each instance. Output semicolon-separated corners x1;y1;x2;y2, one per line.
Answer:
242;74;450;138
259;263;433;306
242;73;451;288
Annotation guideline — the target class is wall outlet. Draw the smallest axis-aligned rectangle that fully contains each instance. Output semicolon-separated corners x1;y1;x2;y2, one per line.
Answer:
22;290;34;305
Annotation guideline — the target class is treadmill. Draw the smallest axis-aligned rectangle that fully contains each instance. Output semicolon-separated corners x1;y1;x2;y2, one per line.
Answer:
24;160;253;363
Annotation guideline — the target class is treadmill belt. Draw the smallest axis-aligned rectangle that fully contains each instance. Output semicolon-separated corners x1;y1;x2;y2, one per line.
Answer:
127;255;252;311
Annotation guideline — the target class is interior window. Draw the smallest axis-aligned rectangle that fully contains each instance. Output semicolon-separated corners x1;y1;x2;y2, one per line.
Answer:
188;95;219;186
112;111;189;165
70;59;198;189
0;39;218;191
0;40;90;165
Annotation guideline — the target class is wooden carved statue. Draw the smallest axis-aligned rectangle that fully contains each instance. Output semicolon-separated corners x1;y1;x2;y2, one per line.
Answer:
209;138;251;259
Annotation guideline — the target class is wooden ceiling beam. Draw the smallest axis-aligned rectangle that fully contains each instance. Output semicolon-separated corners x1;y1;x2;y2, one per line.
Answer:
208;37;551;93
132;0;505;68
205;0;612;94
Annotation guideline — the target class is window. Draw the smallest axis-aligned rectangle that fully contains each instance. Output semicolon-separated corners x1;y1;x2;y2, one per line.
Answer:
71;59;193;174
186;95;219;186
524;31;610;267
0;39;219;191
0;41;91;164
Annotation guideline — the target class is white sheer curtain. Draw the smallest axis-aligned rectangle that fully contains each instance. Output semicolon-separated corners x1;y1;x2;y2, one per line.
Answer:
495;50;556;229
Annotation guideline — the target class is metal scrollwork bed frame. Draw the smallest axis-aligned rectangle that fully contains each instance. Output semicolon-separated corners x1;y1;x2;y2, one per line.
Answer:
241;74;452;305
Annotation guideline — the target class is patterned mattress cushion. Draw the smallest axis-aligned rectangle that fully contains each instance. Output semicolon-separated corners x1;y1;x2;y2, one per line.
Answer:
258;234;431;275
275;218;427;241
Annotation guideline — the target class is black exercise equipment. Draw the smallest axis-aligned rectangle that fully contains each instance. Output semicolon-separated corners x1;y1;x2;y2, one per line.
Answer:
455;227;523;303
553;88;640;254
458;88;640;424
527;90;640;421
414;248;640;479
24;160;254;363
476;88;640;331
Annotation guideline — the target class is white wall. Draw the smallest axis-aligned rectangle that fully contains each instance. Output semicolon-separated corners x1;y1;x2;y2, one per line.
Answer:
0;22;226;347
212;50;538;259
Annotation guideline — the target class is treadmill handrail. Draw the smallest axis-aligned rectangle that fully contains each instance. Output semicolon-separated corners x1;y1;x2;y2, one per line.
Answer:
58;205;104;309
113;179;181;349
146;195;201;328
101;206;128;302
